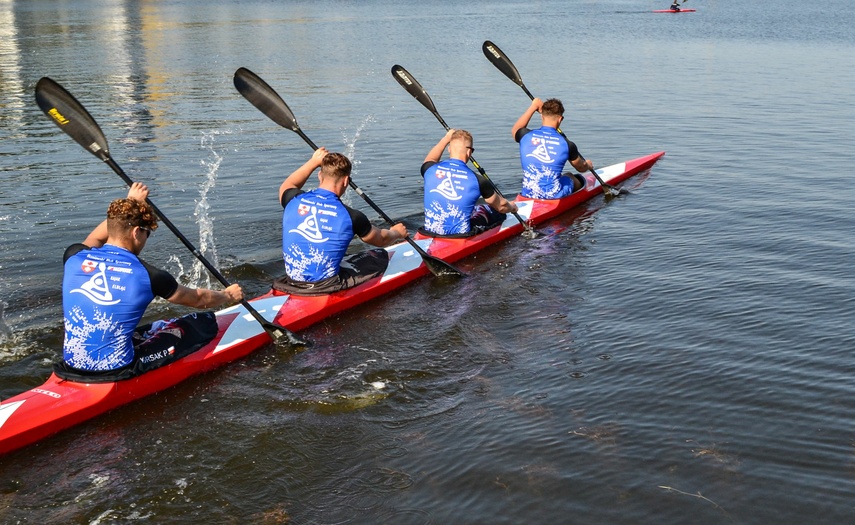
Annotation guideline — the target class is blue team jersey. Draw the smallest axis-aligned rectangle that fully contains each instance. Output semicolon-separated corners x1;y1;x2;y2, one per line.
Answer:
282;188;356;282
63;245;157;371
518;126;575;199
422;159;484;235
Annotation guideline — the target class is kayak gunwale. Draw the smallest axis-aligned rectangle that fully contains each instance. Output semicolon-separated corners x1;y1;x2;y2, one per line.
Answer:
0;151;665;456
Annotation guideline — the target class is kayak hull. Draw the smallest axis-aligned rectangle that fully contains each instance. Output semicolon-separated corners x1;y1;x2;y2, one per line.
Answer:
0;151;664;455
653;9;696;12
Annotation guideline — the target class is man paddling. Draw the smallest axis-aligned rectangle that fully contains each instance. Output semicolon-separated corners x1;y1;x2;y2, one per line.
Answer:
59;183;243;379
274;148;407;295
670;1;682;11
420;129;517;236
512;98;593;199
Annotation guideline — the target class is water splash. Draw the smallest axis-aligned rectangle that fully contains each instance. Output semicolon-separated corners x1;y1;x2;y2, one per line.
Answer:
192;130;231;288
340;115;377;207
0;301;12;343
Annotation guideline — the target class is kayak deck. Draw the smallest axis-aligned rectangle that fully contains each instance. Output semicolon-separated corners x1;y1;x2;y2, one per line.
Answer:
0;151;665;456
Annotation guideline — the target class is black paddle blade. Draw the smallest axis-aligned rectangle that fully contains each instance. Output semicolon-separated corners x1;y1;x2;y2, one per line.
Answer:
391;65;440;116
421;252;465;278
482;41;523;86
35;77;110;161
234;67;301;132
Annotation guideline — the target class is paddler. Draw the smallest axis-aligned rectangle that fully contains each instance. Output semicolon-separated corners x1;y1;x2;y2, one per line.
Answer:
670;1;681;11
512;98;593;199
273;148;408;295
419;128;517;236
58;182;243;380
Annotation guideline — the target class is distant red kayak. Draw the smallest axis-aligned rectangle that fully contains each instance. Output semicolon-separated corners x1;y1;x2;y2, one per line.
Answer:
653;9;696;12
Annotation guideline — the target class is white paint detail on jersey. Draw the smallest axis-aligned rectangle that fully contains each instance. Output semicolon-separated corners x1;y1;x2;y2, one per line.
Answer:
289;206;329;243
70;262;120;305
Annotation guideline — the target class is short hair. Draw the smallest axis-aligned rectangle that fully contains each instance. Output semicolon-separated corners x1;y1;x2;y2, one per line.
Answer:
106;198;158;236
320;152;352;180
541;98;565;118
451;129;473;144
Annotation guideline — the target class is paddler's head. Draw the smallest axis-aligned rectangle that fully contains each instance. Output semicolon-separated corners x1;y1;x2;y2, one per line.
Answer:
447;129;474;161
106;198;158;253
541;98;565;128
318;152;352;196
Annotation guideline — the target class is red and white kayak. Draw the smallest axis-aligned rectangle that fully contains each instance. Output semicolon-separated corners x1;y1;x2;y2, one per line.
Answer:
0;151;665;455
653;8;696;12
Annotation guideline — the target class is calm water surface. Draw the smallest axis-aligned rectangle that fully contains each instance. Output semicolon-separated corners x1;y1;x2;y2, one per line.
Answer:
1;0;854;523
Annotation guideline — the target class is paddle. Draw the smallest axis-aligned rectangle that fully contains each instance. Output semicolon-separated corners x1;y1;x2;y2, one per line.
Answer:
391;65;538;239
34;77;307;347
482;40;626;197
232;67;464;278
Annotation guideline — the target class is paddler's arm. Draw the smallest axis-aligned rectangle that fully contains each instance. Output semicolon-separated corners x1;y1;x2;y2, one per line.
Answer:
279;147;327;202
511;98;542;139
360;223;408;248
81;182;150;248
167;283;243;310
485;192;518;215
424;129;455;163
570;155;594;173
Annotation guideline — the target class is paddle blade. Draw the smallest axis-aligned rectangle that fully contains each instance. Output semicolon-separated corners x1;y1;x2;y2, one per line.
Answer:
234;67;300;132
391;65;439;115
482;41;524;86
34;77;110;160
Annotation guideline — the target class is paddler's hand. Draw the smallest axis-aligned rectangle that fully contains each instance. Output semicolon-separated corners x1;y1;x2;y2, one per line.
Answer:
531;97;543;113
127;182;149;202
223;283;243;305
311;147;328;166
390;223;408;242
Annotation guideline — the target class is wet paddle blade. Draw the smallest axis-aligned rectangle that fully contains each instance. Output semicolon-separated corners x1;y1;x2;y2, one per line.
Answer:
35;77;111;161
233;67;301;132
391;65;442;119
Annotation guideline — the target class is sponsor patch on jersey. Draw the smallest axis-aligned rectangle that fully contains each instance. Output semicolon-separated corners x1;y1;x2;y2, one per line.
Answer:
298;203;310;216
81;260;97;273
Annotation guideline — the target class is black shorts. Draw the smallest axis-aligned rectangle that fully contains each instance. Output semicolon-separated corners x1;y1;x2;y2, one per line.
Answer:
53;312;220;383
272;248;389;296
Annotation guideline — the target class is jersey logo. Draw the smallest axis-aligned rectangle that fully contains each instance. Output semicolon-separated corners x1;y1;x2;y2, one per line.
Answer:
429;169;461;201
70;262;121;305
81;260;97;273
289;205;329;243
526;138;553;163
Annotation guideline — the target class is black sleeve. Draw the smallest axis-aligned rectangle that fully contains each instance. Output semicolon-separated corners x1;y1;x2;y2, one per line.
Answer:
63;243;89;264
345;205;373;238
140;259;179;299
514;127;531;143
420;161;436;178
281;188;304;209
476;173;497;199
566;139;581;163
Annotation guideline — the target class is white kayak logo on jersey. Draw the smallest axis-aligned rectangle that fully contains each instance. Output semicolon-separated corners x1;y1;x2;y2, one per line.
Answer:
289;205;329;243
429;169;461;200
70;262;120;305
527;137;553;163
